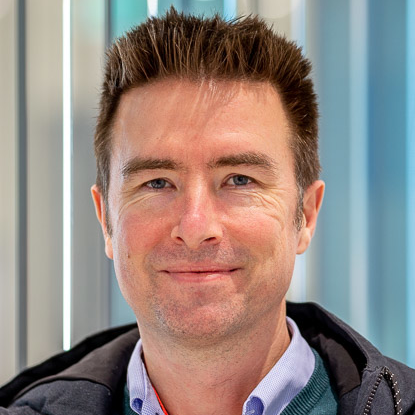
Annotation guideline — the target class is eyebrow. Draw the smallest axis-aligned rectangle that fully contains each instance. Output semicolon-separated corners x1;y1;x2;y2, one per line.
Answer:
208;151;280;174
121;157;183;178
121;151;279;179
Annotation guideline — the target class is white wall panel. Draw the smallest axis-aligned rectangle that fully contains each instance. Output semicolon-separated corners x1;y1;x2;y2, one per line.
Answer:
0;0;17;385
26;0;63;367
71;0;111;346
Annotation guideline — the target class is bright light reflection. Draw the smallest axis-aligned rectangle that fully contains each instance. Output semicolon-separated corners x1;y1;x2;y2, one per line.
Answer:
224;0;237;18
63;0;72;351
147;0;157;17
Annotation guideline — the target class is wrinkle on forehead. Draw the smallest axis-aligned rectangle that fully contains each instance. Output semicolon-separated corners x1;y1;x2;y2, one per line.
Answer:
109;78;293;190
114;79;282;138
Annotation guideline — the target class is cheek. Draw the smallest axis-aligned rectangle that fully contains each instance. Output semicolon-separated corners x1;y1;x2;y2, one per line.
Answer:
227;202;294;250
227;204;298;286
111;211;168;295
114;211;167;257
111;211;167;311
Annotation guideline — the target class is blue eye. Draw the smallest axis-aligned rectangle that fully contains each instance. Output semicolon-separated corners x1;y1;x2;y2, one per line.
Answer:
229;175;251;186
145;179;170;189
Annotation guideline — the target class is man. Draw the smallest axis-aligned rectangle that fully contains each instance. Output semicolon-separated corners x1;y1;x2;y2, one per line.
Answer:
1;8;414;415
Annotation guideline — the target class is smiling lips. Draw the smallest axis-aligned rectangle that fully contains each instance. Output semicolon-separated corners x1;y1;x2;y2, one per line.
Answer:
161;266;240;282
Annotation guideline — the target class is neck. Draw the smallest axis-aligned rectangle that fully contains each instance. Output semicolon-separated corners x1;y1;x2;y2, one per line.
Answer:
139;304;290;415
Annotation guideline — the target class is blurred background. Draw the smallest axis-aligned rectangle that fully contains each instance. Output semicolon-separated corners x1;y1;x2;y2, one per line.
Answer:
1;0;414;385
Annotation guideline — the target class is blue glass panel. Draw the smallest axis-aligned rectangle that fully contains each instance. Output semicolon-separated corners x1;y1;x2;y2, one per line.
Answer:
110;270;135;326
406;0;415;368
309;0;351;322
184;0;223;16
159;0;223;16
158;0;184;15
111;0;147;39
308;0;411;365
367;0;408;364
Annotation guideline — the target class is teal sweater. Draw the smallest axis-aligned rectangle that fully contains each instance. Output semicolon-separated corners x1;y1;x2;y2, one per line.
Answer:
123;350;338;415
280;349;337;415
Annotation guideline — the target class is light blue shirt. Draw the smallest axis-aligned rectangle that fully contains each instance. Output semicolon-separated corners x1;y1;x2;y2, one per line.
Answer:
127;317;315;415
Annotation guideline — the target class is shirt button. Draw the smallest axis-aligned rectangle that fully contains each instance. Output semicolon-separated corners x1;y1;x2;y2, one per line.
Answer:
245;397;264;415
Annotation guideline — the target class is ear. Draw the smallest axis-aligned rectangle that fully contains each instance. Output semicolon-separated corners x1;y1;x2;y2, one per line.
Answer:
296;180;325;254
91;184;114;259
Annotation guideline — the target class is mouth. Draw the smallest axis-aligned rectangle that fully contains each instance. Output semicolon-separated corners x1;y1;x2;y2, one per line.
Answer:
161;266;240;282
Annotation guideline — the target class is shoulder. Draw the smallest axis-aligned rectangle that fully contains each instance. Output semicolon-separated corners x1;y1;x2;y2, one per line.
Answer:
287;301;415;415
0;324;139;415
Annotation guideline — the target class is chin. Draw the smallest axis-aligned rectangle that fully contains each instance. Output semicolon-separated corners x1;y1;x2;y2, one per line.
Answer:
150;302;249;345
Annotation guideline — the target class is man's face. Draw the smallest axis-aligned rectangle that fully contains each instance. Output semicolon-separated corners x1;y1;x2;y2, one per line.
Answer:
92;79;322;345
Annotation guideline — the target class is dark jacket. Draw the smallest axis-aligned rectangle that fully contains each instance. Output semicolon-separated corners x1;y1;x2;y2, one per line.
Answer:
1;302;414;414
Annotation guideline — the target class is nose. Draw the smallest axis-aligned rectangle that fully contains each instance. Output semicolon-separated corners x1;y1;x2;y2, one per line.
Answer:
171;184;223;249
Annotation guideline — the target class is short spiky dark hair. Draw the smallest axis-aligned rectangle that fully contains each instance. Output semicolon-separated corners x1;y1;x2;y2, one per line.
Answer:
94;8;320;232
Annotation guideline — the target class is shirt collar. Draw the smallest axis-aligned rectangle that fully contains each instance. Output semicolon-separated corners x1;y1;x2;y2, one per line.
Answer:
127;340;162;414
127;317;315;415
242;317;315;415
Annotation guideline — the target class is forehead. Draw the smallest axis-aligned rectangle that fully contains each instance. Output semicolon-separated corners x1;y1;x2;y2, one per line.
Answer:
111;79;292;166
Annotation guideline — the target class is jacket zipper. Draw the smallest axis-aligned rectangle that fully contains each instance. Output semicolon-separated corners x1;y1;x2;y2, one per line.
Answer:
363;366;402;415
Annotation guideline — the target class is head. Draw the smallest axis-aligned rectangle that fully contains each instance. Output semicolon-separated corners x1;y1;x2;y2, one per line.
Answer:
91;9;324;347
94;8;320;236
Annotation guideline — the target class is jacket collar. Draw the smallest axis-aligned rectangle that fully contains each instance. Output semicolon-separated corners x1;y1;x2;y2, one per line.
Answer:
2;301;413;414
